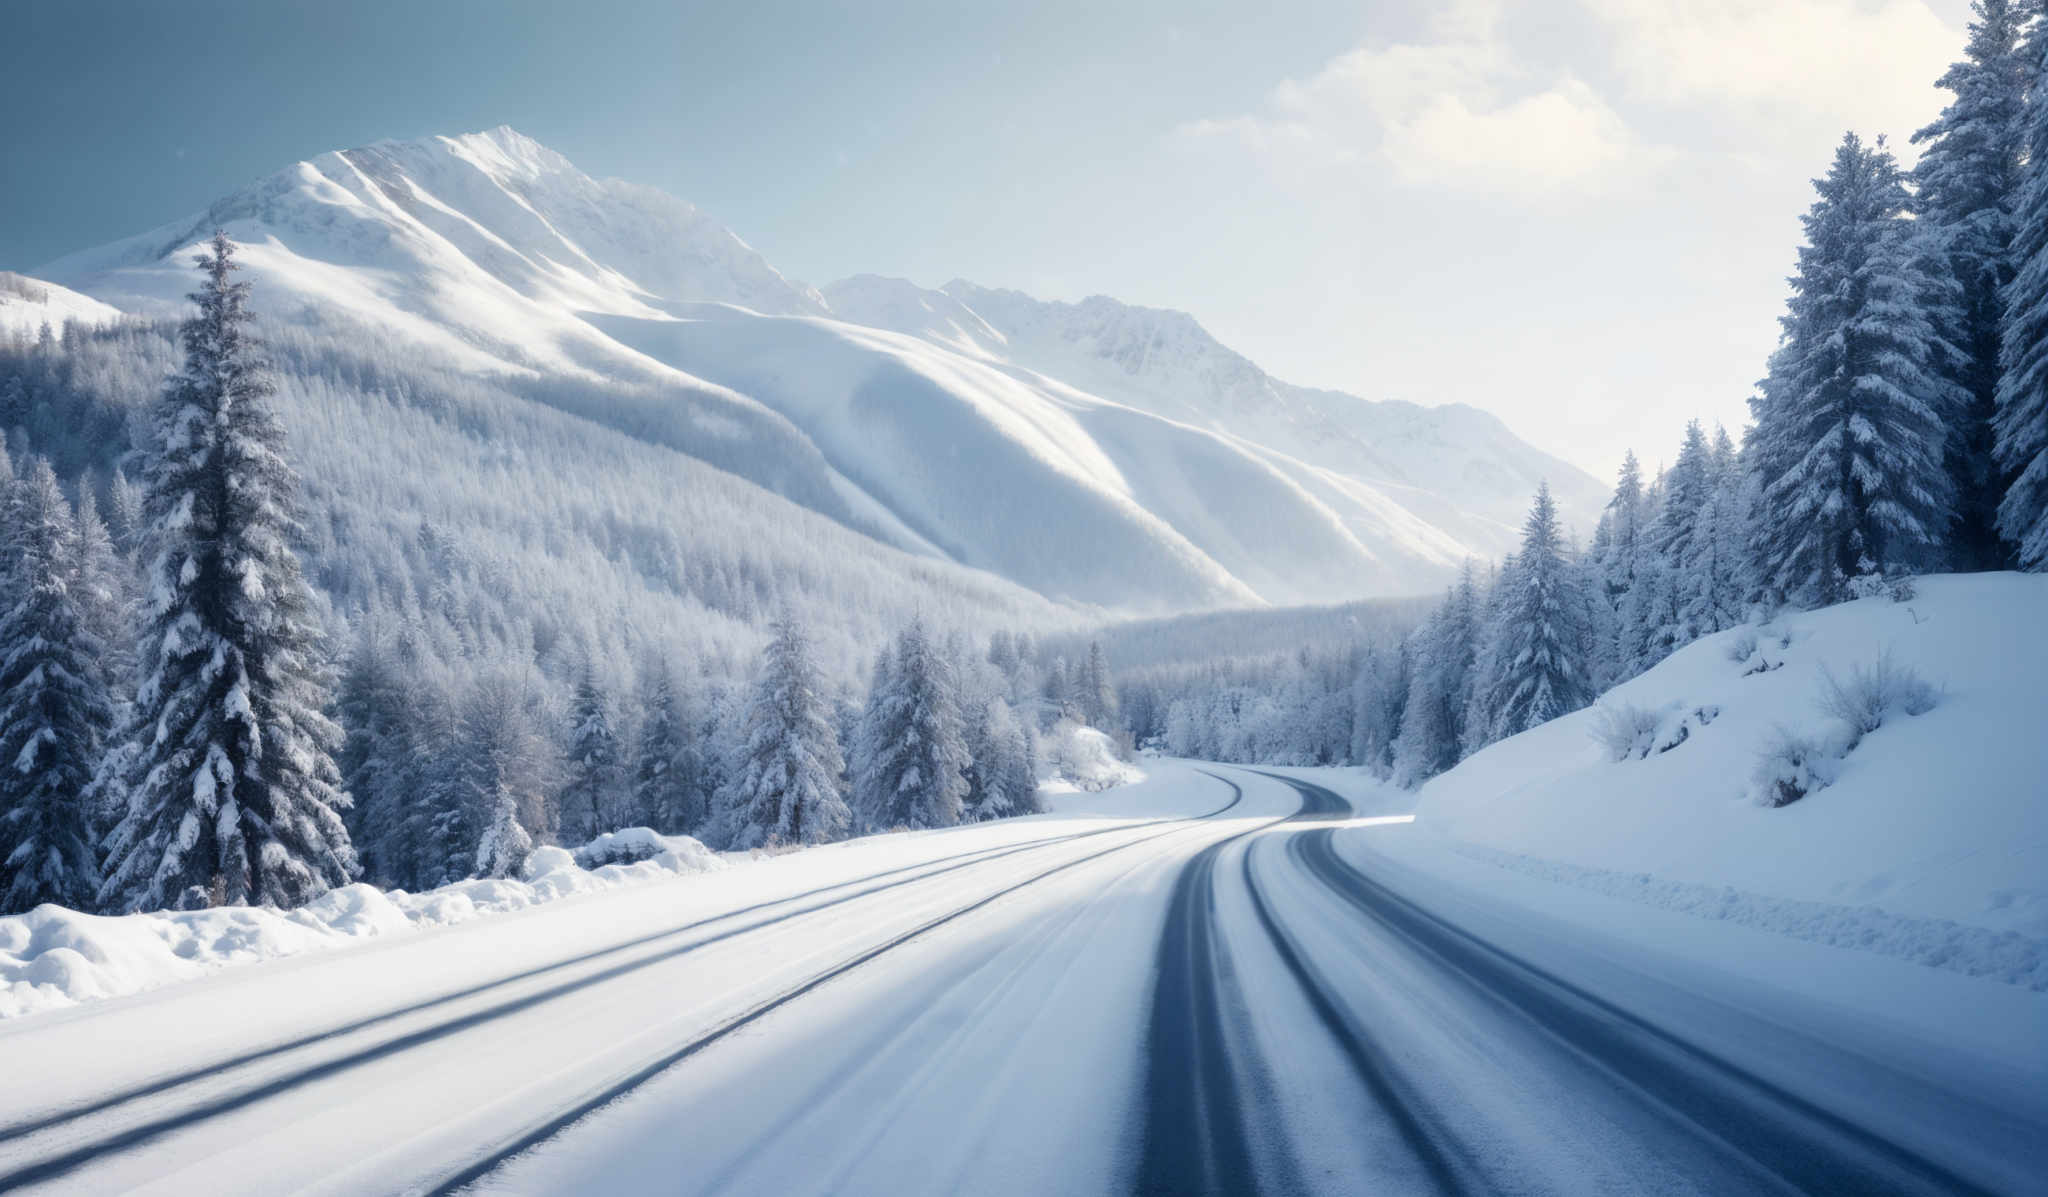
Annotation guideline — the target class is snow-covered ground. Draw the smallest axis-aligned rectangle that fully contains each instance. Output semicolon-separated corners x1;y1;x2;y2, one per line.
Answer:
0;273;120;342
0;757;2038;1194
1403;572;2048;948
0;833;726;1020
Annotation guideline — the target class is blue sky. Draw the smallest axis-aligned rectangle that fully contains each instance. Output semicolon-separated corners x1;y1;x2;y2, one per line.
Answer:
2;0;1976;477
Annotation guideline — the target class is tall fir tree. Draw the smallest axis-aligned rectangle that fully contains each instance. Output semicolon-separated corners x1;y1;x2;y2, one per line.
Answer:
0;460;112;912
1468;484;1596;740
1079;640;1121;732
1749;135;1964;603
852;619;969;831
632;661;706;834
560;671;622;843
721;611;850;848
99;233;356;912
1915;0;2036;569
963;694;1038;820
1997;25;2048;567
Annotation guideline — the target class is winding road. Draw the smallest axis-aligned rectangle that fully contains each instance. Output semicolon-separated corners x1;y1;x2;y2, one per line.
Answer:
0;765;2034;1195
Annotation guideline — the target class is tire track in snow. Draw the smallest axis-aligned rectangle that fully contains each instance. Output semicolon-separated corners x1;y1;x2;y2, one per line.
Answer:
420;789;1249;1196
0;787;1245;1192
1135;770;1343;1196
1266;771;1999;1197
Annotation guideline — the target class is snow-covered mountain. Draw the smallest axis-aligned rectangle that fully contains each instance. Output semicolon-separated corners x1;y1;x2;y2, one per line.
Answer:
39;126;1604;610
0;272;120;343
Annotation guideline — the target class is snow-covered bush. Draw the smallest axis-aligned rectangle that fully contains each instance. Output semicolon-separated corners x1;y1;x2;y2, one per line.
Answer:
1042;721;1142;793
1816;652;1939;745
1589;702;1664;763
1726;629;1759;664
1749;727;1843;808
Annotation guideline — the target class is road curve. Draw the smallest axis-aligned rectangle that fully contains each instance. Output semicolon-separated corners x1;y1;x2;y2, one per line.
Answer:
1236;769;2018;1197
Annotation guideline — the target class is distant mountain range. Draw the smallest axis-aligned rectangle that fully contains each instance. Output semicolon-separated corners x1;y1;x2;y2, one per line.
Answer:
30;126;1605;613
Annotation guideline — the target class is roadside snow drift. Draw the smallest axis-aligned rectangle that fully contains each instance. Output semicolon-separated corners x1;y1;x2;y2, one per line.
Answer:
1411;573;2048;985
0;831;723;1019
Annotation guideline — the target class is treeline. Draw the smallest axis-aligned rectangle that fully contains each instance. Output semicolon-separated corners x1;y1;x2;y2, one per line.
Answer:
1128;3;2048;784
0;236;1124;914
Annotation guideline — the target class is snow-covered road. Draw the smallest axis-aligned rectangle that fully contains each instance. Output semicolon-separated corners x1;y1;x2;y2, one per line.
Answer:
0;764;2036;1195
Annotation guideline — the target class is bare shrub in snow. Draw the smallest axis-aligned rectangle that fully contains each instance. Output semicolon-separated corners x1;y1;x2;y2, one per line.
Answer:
1590;702;1663;763
1726;630;1759;664
1816;652;1939;744
1750;728;1841;807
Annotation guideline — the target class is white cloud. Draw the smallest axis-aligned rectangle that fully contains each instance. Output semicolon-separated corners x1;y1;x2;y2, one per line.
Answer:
1177;31;1637;192
1176;0;1959;191
1583;0;1962;149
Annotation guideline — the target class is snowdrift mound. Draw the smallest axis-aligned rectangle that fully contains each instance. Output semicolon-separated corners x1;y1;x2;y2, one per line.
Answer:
1413;573;2048;982
0;831;724;1020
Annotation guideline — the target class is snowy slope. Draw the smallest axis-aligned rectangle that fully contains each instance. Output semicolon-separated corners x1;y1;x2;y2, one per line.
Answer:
825;276;1610;554
41;127;1601;608
0;272;120;342
1403;573;2048;961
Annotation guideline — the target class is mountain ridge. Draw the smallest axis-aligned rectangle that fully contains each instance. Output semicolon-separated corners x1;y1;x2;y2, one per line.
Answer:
34;125;1605;610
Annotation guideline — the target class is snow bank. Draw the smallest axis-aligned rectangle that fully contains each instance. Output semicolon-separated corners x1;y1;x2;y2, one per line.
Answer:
1413;573;2048;977
0;830;723;1020
1040;722;1145;794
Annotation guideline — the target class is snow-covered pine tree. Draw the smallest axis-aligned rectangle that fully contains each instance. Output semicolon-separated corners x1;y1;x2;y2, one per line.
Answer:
1079;640;1120;732
105;467;144;559
1470;483;1596;739
632;661;705;833
560;671;622;844
440;671;555;881
0;460;112;913
1997;27;2048;567
1349;639;1407;778
1915;0;2036;569
1680;426;1753;637
1391;570;1478;785
1649;420;1714;575
1749;135;1964;603
964;694;1038;819
852;619;969;831
100;233;356;912
721;611;850;848
1599;451;1649;602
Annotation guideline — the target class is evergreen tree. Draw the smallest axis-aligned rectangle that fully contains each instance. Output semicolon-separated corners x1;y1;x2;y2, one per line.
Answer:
964;694;1038;819
1391;569;1478;785
1079;640;1121;731
1915;0;2036;569
442;671;554;881
632;661;706;833
1680;427;1753;637
1648;420;1714;570
1468;484;1596;739
852;619;970;831
1998;28;2048;567
1750;135;1964;603
0;460;112;912
721;612;849;848
105;467;144;559
560;671;622;843
100;234;355;912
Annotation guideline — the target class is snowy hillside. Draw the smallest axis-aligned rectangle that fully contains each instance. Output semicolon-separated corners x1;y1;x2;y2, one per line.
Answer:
1405;573;2048;971
824;276;1610;555
39;126;1603;608
0;272;120;343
